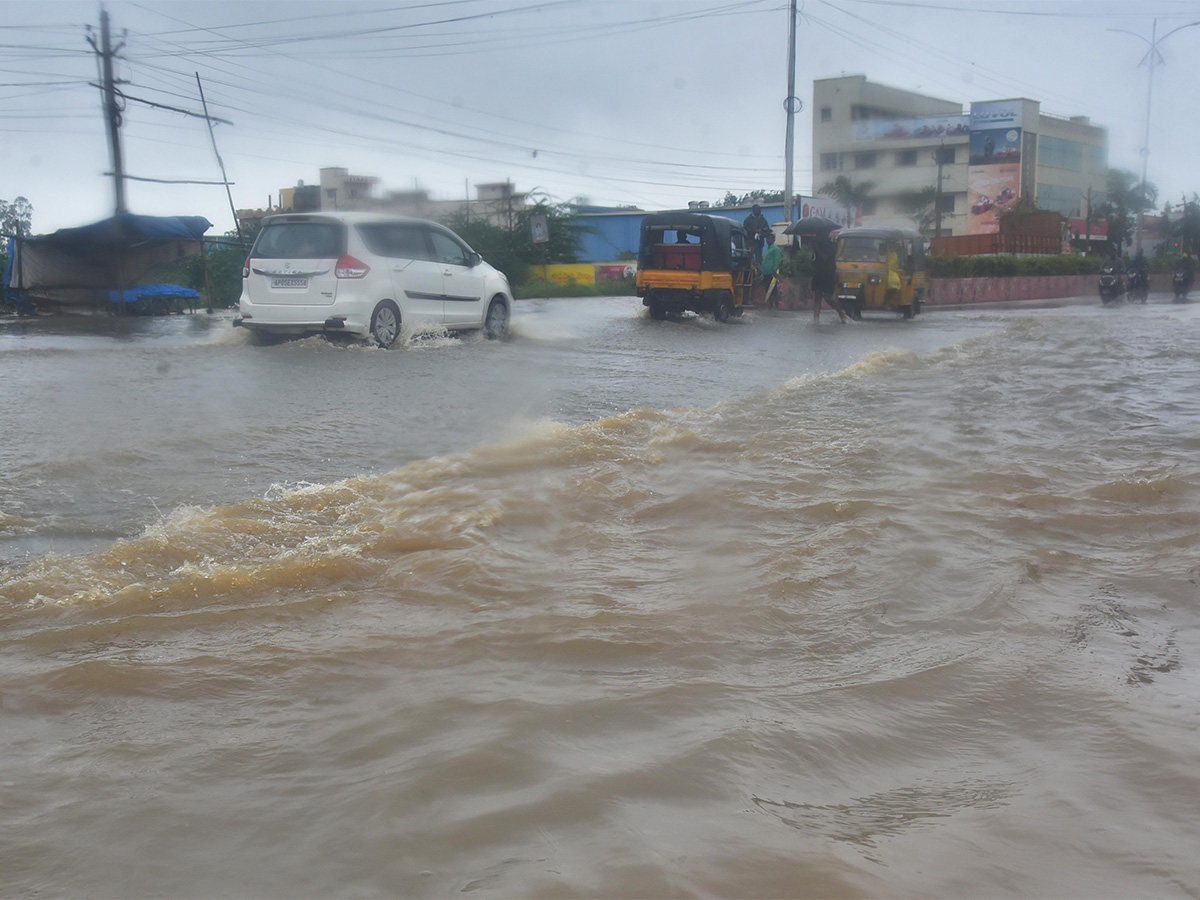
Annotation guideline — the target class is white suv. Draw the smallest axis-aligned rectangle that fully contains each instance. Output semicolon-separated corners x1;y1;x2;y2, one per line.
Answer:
237;212;512;347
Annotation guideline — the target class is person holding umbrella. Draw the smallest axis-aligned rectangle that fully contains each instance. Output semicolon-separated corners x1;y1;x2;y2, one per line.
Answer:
811;232;850;324
784;216;850;323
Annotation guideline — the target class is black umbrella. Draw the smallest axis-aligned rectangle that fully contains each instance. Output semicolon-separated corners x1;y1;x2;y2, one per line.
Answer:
784;215;841;236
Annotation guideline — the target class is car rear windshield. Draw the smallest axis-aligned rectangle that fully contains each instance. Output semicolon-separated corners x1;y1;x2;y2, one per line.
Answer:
254;222;344;259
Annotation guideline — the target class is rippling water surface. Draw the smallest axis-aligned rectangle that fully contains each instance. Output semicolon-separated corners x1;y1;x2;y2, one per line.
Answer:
2;298;1199;898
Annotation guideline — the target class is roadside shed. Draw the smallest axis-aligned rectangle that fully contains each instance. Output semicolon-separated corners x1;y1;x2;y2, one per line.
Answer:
4;213;212;313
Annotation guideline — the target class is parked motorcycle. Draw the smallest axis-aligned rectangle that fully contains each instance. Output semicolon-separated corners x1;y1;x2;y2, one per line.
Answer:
1173;265;1193;302
1127;268;1149;304
1098;263;1125;304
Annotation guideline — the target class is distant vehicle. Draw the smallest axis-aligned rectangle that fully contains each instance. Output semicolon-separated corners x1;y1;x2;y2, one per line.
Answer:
1173;261;1193;302
835;227;926;319
236;212;512;347
1098;261;1125;304
1127;268;1149;303
635;212;753;322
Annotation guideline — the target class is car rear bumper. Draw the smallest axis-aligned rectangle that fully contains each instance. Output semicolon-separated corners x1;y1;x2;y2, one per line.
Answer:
238;293;372;337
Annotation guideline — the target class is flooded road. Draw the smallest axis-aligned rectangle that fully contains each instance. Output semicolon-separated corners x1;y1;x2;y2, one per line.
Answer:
2;297;1199;897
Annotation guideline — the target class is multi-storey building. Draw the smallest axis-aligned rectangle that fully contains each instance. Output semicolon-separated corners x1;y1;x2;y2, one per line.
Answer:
238;168;529;232
813;75;1108;237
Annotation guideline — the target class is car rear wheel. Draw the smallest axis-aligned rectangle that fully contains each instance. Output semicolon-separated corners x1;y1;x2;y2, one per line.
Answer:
371;301;401;348
485;298;510;340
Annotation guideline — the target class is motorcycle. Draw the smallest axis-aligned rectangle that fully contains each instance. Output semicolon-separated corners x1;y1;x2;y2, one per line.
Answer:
1173;265;1193;302
1127;268;1149;304
1098;263;1125;304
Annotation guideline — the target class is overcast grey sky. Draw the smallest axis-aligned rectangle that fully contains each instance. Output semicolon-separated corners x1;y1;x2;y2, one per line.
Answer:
3;0;1199;234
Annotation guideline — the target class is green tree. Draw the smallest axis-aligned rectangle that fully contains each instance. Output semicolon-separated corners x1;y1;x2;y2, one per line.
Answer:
1161;194;1200;256
0;196;33;238
896;186;938;235
716;189;784;208
1099;168;1157;249
818;176;875;219
446;194;584;285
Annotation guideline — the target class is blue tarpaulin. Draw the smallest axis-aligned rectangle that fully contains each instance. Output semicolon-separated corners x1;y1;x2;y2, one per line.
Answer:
107;283;201;304
22;213;212;253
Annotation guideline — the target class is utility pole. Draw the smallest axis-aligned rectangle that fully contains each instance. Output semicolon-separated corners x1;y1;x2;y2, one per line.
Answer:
1085;185;1093;251
88;7;127;214
1110;17;1200;253
933;143;945;237
196;73;243;246
783;0;800;223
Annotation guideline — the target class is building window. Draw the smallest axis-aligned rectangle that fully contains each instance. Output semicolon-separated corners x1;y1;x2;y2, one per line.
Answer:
1036;182;1080;215
1087;144;1107;172
854;152;877;169
937;195;956;213
895;149;918;166
936;147;956;165
860;198;878;216
1039;136;1083;170
820;152;839;171
821;106;832;122
850;105;868;121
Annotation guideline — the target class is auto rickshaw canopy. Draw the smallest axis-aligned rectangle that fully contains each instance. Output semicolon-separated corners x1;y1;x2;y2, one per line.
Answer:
638;212;749;272
836;227;926;265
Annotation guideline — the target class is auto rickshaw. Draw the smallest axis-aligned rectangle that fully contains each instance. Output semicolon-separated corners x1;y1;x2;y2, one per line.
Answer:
635;212;753;322
834;227;927;319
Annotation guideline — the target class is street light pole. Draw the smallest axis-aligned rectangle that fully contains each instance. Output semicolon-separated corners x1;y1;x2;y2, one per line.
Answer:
1110;18;1200;253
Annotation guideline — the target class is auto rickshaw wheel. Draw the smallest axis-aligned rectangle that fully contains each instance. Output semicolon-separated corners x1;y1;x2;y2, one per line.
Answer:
902;304;914;319
714;294;733;323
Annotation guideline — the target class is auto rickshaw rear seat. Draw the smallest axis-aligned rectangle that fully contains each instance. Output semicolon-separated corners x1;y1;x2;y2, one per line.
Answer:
652;243;702;271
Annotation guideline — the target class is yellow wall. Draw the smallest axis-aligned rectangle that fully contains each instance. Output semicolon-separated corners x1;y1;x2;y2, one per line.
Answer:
530;264;596;286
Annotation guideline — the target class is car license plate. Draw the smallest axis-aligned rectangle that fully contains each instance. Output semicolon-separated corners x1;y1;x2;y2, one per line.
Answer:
271;276;308;289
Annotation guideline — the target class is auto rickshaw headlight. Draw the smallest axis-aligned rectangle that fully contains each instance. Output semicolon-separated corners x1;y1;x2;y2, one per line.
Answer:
868;274;882;285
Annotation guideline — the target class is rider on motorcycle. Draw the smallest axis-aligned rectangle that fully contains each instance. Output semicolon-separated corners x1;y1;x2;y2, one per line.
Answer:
1131;249;1148;277
1179;252;1195;287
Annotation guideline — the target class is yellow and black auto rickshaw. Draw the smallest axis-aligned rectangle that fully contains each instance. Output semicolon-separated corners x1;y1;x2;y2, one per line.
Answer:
635;212;753;322
835;227;927;319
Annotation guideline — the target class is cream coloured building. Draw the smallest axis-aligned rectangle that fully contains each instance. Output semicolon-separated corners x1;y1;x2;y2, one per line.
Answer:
813;76;1108;236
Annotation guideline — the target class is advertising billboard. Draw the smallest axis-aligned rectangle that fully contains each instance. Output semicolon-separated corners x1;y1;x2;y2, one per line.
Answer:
967;101;1023;235
852;115;969;143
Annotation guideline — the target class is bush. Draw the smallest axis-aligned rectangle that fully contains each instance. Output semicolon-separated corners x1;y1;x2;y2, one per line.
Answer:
927;255;1102;278
777;246;813;279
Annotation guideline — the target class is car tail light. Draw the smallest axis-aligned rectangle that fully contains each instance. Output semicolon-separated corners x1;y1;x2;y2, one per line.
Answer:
242;256;250;278
336;255;370;279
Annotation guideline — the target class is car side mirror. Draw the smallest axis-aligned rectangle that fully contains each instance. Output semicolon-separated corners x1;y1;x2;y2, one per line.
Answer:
466;251;482;267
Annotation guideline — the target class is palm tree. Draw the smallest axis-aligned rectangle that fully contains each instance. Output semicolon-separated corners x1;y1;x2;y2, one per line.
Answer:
896;186;939;236
818;176;875;223
1099;168;1157;250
